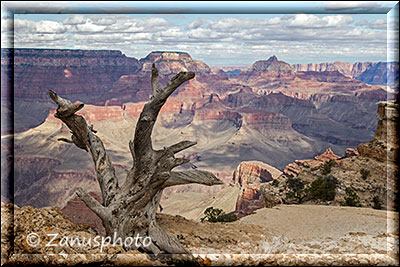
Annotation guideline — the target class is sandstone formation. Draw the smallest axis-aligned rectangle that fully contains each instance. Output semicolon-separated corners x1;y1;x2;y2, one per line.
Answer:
231;161;282;217
357;100;399;162
232;161;281;187
283;147;341;177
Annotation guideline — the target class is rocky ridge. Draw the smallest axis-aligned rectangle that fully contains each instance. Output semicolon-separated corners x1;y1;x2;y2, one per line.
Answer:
260;100;398;211
292;61;399;89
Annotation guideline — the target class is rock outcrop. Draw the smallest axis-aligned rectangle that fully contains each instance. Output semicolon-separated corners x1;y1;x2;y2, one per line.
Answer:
357;100;399;162
232;161;281;187
140;51;211;75
343;148;360;158
283;147;341;177
232;161;282;217
249;55;293;73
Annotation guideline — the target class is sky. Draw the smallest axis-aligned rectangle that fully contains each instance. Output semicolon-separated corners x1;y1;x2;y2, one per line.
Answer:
1;1;398;66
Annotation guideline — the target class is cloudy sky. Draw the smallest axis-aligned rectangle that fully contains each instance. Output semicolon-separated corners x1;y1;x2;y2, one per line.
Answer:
1;1;398;65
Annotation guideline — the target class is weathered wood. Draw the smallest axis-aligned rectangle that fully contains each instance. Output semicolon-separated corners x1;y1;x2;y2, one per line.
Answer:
49;65;223;258
57;137;73;144
167;140;197;154
75;187;108;220
151;63;160;98
49;90;119;207
164;170;224;188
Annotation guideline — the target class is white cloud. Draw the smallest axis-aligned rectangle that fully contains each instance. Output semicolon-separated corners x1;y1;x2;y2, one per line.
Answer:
287;14;353;28
159;28;185;38
36;20;67;34
63;15;87;25
322;15;353;27
6;14;389;64
90;16;116;26
369;19;387;30
75;21;105;33
356;18;387;30
288;14;326;28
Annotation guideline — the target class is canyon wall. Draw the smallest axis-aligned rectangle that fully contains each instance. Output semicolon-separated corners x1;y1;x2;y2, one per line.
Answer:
292;61;399;88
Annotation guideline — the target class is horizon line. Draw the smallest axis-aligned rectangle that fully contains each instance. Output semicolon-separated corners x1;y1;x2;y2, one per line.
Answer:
1;47;398;66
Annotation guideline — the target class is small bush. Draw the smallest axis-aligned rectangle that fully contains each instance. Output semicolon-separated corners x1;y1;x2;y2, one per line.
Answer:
372;196;382;210
308;175;338;202
200;207;238;223
360;169;370;180
287;176;305;192
271;179;280;187
341;187;361;207
321;160;336;175
285;176;306;203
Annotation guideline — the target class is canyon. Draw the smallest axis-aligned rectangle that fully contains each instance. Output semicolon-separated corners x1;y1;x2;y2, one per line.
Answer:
293;61;399;89
1;48;398;220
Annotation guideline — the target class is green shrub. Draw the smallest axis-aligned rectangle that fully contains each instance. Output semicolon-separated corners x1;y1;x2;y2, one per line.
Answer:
321;160;336;175
360;169;370;180
271;179;280;187
308;175;338;201
372;196;382;210
341;187;361;207
200;207;238;223
285;176;306;203
287;176;305;191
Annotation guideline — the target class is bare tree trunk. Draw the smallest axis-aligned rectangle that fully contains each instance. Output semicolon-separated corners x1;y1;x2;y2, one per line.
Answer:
49;64;223;258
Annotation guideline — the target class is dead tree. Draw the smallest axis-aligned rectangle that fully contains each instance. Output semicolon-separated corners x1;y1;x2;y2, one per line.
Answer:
49;64;223;256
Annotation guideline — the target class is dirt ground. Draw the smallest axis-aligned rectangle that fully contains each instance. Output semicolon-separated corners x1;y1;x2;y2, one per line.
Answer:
159;204;399;257
240;204;398;242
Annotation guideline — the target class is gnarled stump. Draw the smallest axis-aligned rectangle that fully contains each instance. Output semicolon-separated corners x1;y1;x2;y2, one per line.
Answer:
49;63;223;258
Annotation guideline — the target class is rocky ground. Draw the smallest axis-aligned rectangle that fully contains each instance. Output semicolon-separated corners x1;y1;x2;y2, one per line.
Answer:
2;202;398;266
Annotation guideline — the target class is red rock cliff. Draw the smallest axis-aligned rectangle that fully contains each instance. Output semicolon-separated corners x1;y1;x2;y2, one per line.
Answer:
2;48;141;101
